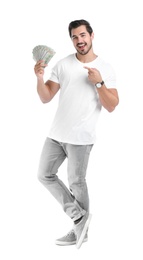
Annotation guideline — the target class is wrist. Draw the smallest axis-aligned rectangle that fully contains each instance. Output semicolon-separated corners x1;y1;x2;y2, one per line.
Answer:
95;80;104;88
37;76;44;81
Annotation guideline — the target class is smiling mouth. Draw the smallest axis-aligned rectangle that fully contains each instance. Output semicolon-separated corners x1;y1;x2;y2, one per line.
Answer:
77;43;86;49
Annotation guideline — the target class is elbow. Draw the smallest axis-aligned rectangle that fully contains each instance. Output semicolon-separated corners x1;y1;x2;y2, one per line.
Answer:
41;100;48;104
37;89;51;104
107;99;119;113
40;97;50;103
105;105;115;112
107;107;115;113
37;92;51;103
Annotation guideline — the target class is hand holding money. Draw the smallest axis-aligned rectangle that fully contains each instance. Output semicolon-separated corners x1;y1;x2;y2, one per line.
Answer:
34;60;47;79
32;45;56;79
32;45;56;64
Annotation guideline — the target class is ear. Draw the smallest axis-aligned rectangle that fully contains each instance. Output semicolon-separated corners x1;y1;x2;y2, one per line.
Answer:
91;32;94;40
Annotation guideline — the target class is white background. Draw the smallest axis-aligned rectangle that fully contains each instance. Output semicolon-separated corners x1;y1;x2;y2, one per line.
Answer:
0;0;143;259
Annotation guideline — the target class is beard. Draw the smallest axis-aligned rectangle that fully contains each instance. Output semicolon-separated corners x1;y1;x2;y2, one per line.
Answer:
76;43;92;55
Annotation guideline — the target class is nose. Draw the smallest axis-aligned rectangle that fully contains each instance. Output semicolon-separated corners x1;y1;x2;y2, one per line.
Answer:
76;37;84;45
77;36;82;42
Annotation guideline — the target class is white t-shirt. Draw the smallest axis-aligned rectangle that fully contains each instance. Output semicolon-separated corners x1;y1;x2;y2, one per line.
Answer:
48;54;116;145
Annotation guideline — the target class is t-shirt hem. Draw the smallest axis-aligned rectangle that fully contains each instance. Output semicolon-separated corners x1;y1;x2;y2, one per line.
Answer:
47;134;95;145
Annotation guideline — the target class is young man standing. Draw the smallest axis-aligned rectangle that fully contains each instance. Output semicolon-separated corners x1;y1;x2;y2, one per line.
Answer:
34;19;119;249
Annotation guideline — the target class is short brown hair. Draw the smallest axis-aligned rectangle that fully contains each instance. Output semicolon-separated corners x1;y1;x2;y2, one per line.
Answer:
68;19;93;37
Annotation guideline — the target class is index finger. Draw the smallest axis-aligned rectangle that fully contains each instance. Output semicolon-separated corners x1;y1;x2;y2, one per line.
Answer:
84;66;94;72
37;60;47;67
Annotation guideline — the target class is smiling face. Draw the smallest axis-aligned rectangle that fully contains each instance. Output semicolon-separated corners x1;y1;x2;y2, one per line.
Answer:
71;25;94;55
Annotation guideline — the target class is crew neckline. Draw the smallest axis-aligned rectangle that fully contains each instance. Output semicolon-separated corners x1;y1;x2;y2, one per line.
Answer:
74;53;99;65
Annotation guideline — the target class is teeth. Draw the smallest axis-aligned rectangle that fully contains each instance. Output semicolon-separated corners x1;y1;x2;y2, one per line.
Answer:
78;44;85;47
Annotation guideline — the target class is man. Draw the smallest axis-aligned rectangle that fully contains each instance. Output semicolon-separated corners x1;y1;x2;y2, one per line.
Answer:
34;19;119;249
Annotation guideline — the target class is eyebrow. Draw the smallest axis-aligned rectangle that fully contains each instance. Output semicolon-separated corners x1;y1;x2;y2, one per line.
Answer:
71;32;86;39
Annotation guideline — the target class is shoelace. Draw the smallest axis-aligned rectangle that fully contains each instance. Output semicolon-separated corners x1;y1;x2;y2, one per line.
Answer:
65;230;75;238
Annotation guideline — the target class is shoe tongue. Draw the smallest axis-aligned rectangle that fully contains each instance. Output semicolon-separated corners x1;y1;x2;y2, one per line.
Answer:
66;230;75;237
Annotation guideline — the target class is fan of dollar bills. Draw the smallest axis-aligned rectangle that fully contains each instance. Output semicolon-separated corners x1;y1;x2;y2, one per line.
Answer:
32;45;56;64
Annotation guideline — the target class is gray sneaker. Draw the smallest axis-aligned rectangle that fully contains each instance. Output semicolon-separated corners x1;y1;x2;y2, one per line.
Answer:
55;229;88;246
74;213;92;249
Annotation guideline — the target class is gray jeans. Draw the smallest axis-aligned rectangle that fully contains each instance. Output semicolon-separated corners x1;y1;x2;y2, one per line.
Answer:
38;137;93;221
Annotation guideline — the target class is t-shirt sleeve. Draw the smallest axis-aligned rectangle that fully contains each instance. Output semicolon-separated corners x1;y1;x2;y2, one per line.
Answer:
49;63;60;84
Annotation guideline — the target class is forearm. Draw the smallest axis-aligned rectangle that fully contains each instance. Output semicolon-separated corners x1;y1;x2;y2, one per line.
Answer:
37;78;51;103
97;85;119;112
84;66;119;112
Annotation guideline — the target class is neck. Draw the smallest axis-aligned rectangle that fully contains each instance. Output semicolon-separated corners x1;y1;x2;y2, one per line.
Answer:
76;52;97;63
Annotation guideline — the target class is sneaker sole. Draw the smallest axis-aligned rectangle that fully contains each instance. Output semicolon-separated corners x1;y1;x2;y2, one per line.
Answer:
55;237;88;246
76;214;92;249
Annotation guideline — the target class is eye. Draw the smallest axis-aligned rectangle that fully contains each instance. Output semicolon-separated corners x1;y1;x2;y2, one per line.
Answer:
72;36;77;40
